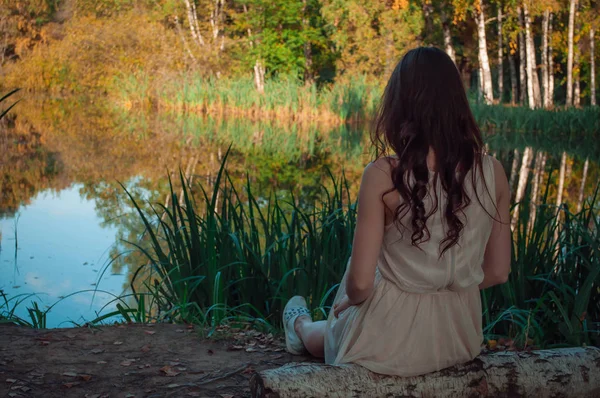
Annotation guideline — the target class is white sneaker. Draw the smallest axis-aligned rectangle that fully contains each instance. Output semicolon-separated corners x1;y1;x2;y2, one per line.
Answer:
283;296;311;355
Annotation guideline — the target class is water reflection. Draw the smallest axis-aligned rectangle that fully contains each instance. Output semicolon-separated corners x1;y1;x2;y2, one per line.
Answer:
0;186;125;327
0;97;598;327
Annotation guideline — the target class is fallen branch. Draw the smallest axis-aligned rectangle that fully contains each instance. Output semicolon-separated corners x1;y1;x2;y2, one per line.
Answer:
250;347;600;397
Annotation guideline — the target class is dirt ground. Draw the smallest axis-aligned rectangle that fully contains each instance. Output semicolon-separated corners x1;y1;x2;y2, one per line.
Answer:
0;323;315;398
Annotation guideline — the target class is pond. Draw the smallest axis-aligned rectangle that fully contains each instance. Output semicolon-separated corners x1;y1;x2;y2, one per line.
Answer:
1;98;598;327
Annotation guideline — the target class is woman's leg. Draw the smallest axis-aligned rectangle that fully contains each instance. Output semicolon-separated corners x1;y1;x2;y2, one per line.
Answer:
294;316;327;358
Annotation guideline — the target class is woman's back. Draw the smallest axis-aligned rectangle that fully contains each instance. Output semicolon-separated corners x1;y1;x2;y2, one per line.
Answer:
379;154;496;294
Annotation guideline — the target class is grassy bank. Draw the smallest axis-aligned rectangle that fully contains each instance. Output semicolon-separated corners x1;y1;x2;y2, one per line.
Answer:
2;154;599;347
102;155;600;346
115;73;600;138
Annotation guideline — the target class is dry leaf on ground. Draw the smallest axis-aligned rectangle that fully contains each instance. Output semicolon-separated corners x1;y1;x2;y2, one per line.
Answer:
159;365;180;377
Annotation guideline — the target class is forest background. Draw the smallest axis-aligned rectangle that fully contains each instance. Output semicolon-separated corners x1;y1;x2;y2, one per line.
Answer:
1;0;599;116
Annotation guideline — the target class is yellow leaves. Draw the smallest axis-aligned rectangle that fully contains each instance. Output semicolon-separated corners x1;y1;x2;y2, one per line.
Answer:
391;0;409;11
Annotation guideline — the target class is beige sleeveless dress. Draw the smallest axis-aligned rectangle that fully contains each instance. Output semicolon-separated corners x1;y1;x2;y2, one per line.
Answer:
324;155;496;376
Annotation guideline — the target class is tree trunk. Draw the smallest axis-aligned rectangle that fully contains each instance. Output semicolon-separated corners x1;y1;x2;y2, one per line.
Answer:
302;0;314;84
442;8;456;63
508;148;520;194
566;0;577;106
254;60;266;94
577;158;589;212
548;13;554;106
190;1;204;48
523;3;536;109
511;146;533;230
497;6;503;102
509;53;518;104
518;8;527;105
210;0;225;43
422;1;434;45
251;348;600;398
183;0;205;47
556;151;567;207
592;28;597;106
476;0;494;104
542;10;549;108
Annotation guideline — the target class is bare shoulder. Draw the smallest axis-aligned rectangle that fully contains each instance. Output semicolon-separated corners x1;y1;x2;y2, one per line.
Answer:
366;157;396;176
361;158;395;195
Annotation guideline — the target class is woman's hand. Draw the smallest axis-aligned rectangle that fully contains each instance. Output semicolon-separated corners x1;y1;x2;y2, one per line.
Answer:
333;295;353;318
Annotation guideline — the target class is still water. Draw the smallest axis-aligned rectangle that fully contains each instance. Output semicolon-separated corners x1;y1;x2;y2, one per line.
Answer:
1;98;598;327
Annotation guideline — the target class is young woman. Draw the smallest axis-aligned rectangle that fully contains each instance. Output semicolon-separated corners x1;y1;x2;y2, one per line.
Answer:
282;47;511;377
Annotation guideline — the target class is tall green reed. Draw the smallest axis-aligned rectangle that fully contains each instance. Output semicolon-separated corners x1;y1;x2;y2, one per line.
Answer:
124;148;355;327
123;153;599;346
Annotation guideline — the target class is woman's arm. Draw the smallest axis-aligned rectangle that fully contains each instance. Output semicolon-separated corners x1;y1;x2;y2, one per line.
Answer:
479;157;511;290
345;162;388;305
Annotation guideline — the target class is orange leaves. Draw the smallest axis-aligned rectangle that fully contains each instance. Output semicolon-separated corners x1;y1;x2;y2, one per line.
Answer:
160;365;180;377
391;0;409;11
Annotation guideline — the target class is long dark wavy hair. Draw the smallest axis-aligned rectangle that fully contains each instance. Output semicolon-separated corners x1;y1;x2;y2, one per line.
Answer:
372;46;492;256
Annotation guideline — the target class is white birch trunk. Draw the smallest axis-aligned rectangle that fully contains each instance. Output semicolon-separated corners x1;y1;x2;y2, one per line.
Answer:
210;0;225;50
592;28;597;106
251;348;600;398
566;0;577;106
518;8;527;105
303;0;314;84
509;53;518;104
443;22;456;63
542;10;549;108
183;0;205;47
523;3;536;109
190;1;203;48
556;151;567;207
577;158;589;212
497;6;503;101
511;146;533;230
254;60;266;94
476;0;494;104
548;13;554;106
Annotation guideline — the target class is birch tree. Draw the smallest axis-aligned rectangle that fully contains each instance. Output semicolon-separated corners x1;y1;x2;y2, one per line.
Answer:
441;5;456;63
475;0;494;104
566;0;578;106
542;9;550;108
522;3;535;108
548;12;554;106
183;0;205;48
592;28;597;106
497;5;504;101
509;51;518;104
518;8;527;105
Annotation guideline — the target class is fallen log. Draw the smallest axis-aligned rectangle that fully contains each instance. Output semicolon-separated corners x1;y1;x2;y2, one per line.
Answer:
250;347;600;397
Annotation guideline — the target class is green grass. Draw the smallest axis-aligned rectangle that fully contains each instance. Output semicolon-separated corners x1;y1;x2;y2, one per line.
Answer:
109;152;599;347
115;74;600;139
